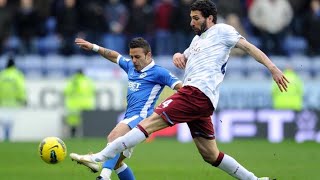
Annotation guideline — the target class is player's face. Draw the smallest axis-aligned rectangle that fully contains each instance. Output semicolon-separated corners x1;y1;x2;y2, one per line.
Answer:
190;10;209;36
129;48;152;71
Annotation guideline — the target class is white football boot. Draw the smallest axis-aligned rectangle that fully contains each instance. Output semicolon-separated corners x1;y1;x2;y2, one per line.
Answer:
70;153;101;173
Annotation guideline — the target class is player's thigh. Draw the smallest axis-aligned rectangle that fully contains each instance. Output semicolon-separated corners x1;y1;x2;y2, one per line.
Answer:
187;116;215;139
108;123;131;142
139;113;169;134
121;115;143;129
193;137;220;163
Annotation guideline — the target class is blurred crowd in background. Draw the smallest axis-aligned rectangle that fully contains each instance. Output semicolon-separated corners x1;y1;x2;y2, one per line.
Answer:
0;0;319;57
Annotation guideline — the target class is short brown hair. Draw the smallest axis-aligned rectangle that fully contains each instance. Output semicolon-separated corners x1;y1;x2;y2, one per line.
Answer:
129;37;151;54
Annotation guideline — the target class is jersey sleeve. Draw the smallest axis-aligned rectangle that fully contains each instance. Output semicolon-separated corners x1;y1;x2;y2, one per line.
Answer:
157;68;181;89
219;24;243;48
117;55;132;73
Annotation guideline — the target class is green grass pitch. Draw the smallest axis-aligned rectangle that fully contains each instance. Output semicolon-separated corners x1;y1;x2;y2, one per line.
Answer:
0;138;318;180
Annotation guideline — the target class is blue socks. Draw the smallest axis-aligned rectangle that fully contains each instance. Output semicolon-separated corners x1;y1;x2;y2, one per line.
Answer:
101;153;135;180
116;163;135;180
102;153;120;169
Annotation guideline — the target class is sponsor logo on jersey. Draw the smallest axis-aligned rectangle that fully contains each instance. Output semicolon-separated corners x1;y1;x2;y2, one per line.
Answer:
128;81;141;91
190;42;201;55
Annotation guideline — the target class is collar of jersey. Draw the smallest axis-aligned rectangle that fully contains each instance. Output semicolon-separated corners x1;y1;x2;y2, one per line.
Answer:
139;60;155;72
200;25;215;39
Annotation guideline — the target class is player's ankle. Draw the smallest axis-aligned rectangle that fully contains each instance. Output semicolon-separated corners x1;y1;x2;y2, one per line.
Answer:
99;168;112;179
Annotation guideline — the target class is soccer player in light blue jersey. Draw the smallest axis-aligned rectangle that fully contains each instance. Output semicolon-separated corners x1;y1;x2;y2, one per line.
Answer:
71;37;182;180
70;1;289;180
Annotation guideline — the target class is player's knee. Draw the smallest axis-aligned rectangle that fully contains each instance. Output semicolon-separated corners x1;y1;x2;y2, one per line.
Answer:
107;131;118;142
105;134;109;142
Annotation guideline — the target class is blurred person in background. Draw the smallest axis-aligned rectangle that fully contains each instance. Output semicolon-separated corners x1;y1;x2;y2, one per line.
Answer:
0;56;26;141
217;0;248;56
288;0;311;36
249;0;293;55
154;0;175;55
13;0;45;54
303;0;320;56
272;65;303;111
63;69;96;138
0;0;12;54
70;1;289;179
125;0;155;51
77;0;108;48
103;0;129;54
71;37;182;180
170;0;194;53
53;0;80;56
0;56;26;107
217;0;244;19
245;0;254;9
34;0;52;19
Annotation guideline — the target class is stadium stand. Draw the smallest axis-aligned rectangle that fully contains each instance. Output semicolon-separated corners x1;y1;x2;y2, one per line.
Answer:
0;0;318;82
0;54;317;82
44;55;67;78
311;58;320;80
16;55;43;79
0;0;318;57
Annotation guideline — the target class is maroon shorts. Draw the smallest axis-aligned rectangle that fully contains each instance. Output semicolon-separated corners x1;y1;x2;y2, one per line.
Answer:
154;86;215;139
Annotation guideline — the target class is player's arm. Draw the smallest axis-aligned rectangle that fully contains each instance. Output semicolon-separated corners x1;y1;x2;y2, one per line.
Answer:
173;82;182;90
235;38;289;92
173;53;187;69
75;38;119;63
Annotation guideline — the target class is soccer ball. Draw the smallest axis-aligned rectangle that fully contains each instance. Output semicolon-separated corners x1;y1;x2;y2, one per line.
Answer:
39;137;67;164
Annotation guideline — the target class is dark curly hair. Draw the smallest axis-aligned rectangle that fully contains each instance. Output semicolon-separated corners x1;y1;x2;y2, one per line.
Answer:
190;0;217;24
129;37;151;54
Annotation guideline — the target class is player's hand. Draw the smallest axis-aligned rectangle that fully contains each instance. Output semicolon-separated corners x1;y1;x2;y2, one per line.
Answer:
173;53;187;69
271;67;289;92
75;38;93;51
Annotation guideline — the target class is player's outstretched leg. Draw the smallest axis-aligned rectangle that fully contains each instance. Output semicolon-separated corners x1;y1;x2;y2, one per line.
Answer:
92;126;148;162
69;127;146;173
194;137;269;180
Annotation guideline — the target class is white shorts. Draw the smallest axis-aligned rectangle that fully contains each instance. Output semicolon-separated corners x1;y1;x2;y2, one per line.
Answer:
120;115;144;129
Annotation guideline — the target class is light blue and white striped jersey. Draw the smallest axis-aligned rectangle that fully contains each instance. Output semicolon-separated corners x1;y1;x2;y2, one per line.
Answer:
117;55;181;123
183;23;243;108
